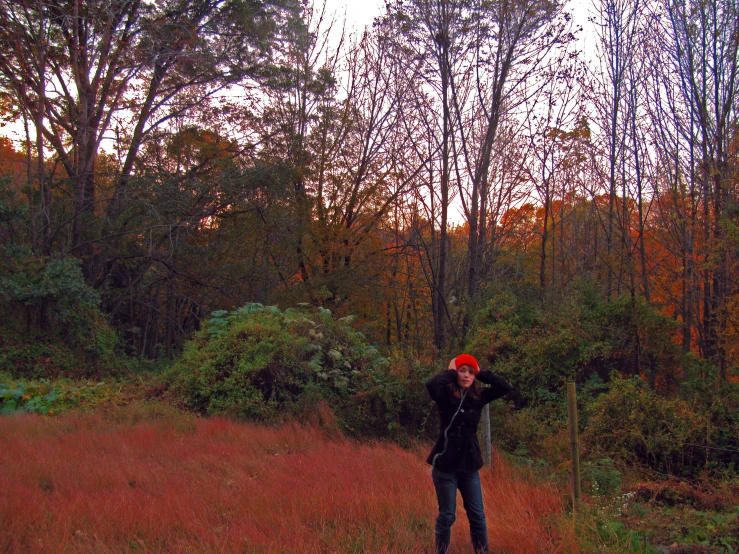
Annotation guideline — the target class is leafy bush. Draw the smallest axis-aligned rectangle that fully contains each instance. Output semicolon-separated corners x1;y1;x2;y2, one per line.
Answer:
466;282;739;477
583;376;711;476
468;282;682;406
0;250;122;377
170;304;444;441
0;376;120;416
0;381;58;415
677;361;739;474
340;349;437;442
488;400;569;469
170;304;391;424
581;457;623;496
0;339;78;379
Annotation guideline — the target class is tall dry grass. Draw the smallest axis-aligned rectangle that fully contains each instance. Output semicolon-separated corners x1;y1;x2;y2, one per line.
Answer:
0;403;578;553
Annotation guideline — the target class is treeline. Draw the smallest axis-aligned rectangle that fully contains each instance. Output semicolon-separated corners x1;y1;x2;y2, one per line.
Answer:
0;0;737;383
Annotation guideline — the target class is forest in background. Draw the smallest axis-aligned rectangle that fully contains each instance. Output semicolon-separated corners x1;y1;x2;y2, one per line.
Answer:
1;0;739;550
0;0;738;475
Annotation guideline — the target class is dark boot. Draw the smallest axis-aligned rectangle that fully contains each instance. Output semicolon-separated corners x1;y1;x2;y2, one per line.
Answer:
471;529;488;553
435;529;450;554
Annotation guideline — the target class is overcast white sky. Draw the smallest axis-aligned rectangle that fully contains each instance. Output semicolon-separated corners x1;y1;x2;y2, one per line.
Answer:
323;0;384;33
323;0;597;55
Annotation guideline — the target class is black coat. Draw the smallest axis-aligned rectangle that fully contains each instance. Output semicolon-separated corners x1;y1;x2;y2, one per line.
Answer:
425;369;512;473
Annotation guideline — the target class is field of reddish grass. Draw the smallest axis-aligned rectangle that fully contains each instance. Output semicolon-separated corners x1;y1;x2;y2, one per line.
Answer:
0;403;578;553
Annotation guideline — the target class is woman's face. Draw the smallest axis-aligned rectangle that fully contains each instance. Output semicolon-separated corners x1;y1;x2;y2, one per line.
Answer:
456;364;476;389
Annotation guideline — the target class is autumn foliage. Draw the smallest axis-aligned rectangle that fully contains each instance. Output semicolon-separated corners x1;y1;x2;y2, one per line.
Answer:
0;404;577;553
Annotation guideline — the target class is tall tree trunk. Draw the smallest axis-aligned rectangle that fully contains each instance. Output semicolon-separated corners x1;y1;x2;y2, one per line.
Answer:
22;112;37;253
539;182;550;289
35;8;49;253
433;8;450;351
630;87;649;302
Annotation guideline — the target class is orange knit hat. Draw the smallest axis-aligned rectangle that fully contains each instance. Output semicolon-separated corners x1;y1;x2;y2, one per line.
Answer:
455;353;479;374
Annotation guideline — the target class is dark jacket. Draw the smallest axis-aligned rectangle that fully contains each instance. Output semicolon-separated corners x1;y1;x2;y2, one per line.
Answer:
425;369;512;473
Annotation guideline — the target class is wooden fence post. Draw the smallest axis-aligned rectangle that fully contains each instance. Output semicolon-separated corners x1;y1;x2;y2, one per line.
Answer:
567;382;581;508
482;403;491;467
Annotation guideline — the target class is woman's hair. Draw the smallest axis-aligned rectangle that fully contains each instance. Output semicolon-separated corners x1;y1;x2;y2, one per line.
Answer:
449;379;481;399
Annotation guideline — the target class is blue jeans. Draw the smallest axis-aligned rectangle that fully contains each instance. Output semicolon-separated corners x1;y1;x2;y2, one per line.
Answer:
431;468;488;553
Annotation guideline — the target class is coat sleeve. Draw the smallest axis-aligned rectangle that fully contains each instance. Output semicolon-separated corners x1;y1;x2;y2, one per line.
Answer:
476;370;513;404
425;369;457;403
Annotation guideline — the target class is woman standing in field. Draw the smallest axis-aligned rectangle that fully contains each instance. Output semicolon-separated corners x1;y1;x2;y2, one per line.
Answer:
426;354;512;554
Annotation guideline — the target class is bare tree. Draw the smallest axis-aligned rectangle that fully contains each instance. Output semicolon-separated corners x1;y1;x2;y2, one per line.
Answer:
452;0;572;316
587;0;646;298
383;0;471;349
521;50;585;290
649;0;739;375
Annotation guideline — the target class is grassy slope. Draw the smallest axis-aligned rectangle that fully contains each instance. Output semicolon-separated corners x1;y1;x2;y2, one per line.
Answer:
0;403;577;553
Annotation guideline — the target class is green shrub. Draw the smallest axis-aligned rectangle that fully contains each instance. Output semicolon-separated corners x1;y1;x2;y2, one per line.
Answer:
489;401;569;468
0;339;78;378
581;457;623;496
465;283;739;477
0;250;123;377
0;376;122;416
170;304;446;441
170;304;391;425
583;376;710;476
339;350;436;443
467;282;682;406
0;381;58;415
678;361;739;473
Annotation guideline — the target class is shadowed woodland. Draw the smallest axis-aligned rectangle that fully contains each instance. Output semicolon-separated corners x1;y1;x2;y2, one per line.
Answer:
1;0;737;369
